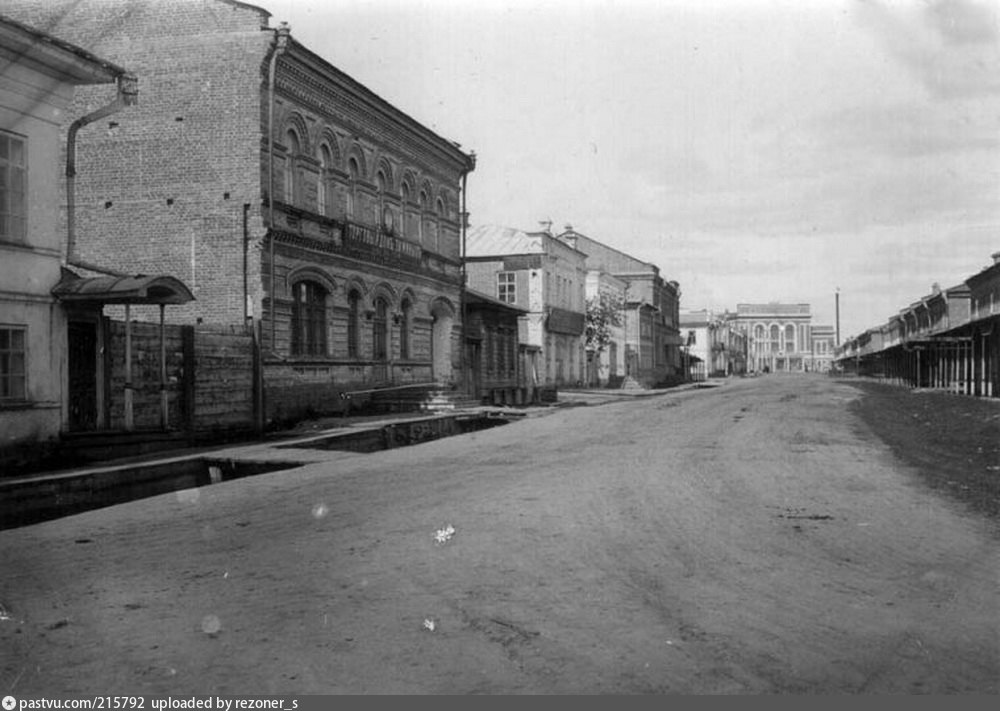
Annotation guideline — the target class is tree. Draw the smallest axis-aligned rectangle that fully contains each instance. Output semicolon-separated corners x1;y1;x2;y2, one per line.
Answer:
585;290;624;353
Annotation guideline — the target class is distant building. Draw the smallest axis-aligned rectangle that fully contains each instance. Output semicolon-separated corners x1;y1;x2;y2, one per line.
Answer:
679;310;748;379
833;256;995;398
733;303;812;373
809;325;836;372
678;310;710;381
584;270;627;387
557;226;683;388
465;224;588;389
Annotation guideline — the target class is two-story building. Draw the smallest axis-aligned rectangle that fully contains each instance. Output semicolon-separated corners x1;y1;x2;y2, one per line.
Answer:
7;0;476;424
465;224;587;389
556;226;683;388
733;303;813;373
809;324;836;372
583;269;627;387
0;13;187;465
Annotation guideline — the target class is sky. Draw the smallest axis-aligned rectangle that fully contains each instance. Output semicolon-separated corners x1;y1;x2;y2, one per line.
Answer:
262;0;1000;339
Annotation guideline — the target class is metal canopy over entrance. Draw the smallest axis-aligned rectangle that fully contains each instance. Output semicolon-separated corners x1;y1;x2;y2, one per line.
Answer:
52;270;195;432
52;273;194;304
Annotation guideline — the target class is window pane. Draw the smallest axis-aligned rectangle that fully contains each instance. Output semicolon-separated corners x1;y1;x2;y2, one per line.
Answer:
12;167;24;194
9;352;24;376
10;138;23;165
10;329;24;350
0;136;7;160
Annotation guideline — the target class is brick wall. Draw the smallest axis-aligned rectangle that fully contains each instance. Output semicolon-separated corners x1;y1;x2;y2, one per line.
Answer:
5;0;273;327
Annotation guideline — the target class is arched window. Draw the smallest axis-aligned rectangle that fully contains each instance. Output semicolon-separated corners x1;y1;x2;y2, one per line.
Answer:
784;324;796;353
754;324;765;352
346;157;360;220
373;296;389;362
317;143;332;217
399;298;412;360
376;169;389;231
770;324;780;353
435;197;446;248
418;190;429;244
401;182;411;238
347;289;361;358
284;129;301;206
291;280;327;356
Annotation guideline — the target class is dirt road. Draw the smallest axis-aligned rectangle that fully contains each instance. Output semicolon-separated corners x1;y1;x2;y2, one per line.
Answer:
1;375;997;694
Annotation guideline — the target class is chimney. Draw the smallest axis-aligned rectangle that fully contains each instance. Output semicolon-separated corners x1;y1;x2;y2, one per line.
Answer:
992;251;1000;265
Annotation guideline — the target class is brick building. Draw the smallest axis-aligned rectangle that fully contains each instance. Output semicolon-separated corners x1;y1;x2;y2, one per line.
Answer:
7;0;476;424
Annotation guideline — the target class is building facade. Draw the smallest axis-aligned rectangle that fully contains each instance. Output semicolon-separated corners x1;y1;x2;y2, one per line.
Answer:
7;0;475;425
557;226;683;388
678;310;748;379
809;324;836;372
678;310;711;381
465;225;587;389
0;13;138;462
463;289;531;405
834;255;1000;399
733;303;813;373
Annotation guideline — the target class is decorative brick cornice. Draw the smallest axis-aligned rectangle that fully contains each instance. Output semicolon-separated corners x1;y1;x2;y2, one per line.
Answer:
275;51;471;184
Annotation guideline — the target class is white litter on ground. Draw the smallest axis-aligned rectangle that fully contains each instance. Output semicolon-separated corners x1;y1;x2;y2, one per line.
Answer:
423;619;436;631
433;524;456;544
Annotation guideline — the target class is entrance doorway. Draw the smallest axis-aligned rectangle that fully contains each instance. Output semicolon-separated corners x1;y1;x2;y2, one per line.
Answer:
430;298;454;384
67;320;99;431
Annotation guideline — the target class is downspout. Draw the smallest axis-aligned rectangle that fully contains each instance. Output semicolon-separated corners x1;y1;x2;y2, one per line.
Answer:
459;151;476;393
242;202;251;326
66;74;138;275
266;22;291;351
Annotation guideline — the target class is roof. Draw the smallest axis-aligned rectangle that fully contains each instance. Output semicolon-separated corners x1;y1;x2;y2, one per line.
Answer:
736;303;811;317
466;225;544;257
465;288;527;314
0;12;131;84
679;310;710;327
52;272;195;305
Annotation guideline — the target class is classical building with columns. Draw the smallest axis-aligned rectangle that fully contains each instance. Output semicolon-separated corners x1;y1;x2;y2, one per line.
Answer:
733;303;813;373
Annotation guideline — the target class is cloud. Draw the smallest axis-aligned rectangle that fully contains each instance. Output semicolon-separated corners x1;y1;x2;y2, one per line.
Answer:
926;0;1000;45
855;0;1000;99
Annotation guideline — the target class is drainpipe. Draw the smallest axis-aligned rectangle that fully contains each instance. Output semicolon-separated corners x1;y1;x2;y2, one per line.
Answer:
242;202;251;327
459;151;476;394
66;74;138;276
266;22;291;351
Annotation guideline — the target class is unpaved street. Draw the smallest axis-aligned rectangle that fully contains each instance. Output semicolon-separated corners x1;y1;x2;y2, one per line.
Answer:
1;375;998;694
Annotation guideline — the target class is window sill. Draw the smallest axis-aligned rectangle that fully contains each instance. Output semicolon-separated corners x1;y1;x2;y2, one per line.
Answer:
0;399;35;411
